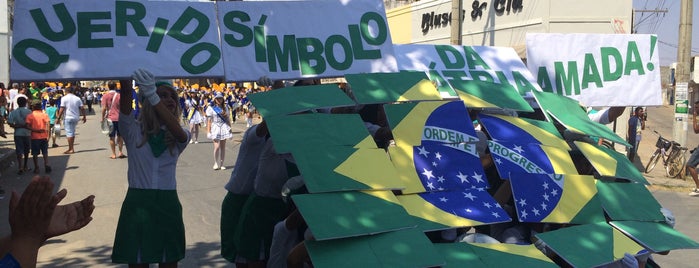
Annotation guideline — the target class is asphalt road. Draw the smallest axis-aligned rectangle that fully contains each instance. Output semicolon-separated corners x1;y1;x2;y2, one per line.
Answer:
0;104;697;267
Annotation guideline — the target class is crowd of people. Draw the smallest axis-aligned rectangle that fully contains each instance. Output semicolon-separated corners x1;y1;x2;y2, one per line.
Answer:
0;72;695;268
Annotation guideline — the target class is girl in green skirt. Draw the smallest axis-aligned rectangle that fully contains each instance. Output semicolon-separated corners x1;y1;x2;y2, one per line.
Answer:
112;69;190;267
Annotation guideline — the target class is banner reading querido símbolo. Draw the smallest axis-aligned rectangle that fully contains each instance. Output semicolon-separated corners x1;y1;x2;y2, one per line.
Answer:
10;0;398;81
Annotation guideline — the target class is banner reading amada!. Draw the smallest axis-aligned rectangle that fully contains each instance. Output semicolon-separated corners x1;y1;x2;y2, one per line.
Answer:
10;0;397;81
526;33;662;107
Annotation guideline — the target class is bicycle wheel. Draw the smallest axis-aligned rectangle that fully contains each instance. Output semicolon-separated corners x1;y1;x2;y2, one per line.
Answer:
667;154;685;179
645;150;661;173
667;153;685;178
673;153;687;179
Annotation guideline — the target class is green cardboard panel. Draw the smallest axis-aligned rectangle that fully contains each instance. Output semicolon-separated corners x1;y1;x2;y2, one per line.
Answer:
292;191;416;241
596;181;665;222
449;79;534;112
306;228;445;268
265;113;374;153
290;145;404;193
610;221;699;253
345;71;442;104
248;84;356;118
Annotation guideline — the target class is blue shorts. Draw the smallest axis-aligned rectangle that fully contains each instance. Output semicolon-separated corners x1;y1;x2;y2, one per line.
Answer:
31;139;48;156
108;121;121;138
64;119;78;137
14;136;30;155
688;146;699;168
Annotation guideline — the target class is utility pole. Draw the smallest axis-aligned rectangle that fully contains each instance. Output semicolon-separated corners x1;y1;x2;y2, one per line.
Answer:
674;0;693;146
450;0;462;45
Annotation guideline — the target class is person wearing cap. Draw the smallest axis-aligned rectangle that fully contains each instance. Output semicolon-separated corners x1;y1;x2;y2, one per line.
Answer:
184;89;205;144
206;91;234;170
111;69;190;266
56;86;86;154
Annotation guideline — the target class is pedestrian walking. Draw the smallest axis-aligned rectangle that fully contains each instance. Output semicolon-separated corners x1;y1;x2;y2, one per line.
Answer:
626;107;645;161
7;96;31;174
56;86;86;154
101;82;126;159
25;100;51;174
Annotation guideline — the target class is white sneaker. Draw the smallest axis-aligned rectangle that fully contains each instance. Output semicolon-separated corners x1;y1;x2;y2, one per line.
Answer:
213;163;220;170
194;141;199;144
690;189;699;196
189;140;194;144
220;165;227;170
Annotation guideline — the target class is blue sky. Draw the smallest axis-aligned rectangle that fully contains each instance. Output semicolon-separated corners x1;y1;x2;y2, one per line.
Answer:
633;0;699;66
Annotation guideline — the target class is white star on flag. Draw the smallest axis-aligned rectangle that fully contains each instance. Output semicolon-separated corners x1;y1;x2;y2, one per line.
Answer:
437;176;445;183
521;210;529;219
418;146;430;157
422;168;435;180
495;158;503;164
432;161;438;167
542;182;549;189
483;202;492;208
541;202;548;210
427;182;435;189
472;172;484;183
492;212;500;218
440;197;448;202
457;172;469;183
463;192;477;201
518;199;527;206
551;189;559;196
513;145;524;154
532;208;540;216
435;152;442;160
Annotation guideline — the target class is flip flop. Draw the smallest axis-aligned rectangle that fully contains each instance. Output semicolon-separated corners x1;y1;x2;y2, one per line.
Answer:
45;166;52;173
63;151;74;154
109;156;117;159
118;154;127;159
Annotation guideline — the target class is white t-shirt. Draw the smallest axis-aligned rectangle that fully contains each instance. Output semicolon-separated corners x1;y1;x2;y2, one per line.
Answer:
225;125;266;194
10;93;27;111
60;93;83;120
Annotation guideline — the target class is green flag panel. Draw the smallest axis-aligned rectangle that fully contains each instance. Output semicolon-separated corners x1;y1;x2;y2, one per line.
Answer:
265;113;374;153
449;79;534;112
610;221;699;253
596;181;665;222
345;71;442;104
292;190;416;241
531;90;629;146
535;222;644;268
290;145;404;193
248;84;356;118
574;141;649;184
306;228;445;268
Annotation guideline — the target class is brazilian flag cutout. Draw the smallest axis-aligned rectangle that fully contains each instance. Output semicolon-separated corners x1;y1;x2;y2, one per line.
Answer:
434;243;557;267
535;222;646;268
265;113;374;153
248;84;356;118
596;180;665;222
396;190;511;231
478;113;570;150
388;141;488;194
530;90;629;147
609;221;699;253
292;190;416;241
488;141;578;177
289;145;404;193
449;79;534;112
384;101;477;146
306;228;445;268
509;173;605;224
574;141;649;184
345;71;443;104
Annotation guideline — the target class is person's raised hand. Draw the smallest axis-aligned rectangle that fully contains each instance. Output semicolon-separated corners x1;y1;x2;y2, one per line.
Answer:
9;176;61;247
132;68;159;105
44;191;95;240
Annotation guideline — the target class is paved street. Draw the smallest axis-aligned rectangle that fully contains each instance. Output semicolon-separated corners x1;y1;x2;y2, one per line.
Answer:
0;104;697;267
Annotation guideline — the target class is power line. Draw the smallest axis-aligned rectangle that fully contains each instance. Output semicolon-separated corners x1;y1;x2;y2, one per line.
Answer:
658;40;699;54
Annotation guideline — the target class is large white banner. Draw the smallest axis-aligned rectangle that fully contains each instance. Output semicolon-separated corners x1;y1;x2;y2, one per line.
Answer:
10;0;397;81
526;33;662;106
217;1;397;81
11;0;224;80
394;44;541;97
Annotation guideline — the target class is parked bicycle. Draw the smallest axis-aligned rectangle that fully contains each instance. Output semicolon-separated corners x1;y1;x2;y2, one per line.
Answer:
644;130;688;178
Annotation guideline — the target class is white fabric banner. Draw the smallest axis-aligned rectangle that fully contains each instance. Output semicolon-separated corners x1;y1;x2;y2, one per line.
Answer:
217;0;397;81
526;33;662;106
394;44;541;98
10;0;397;81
